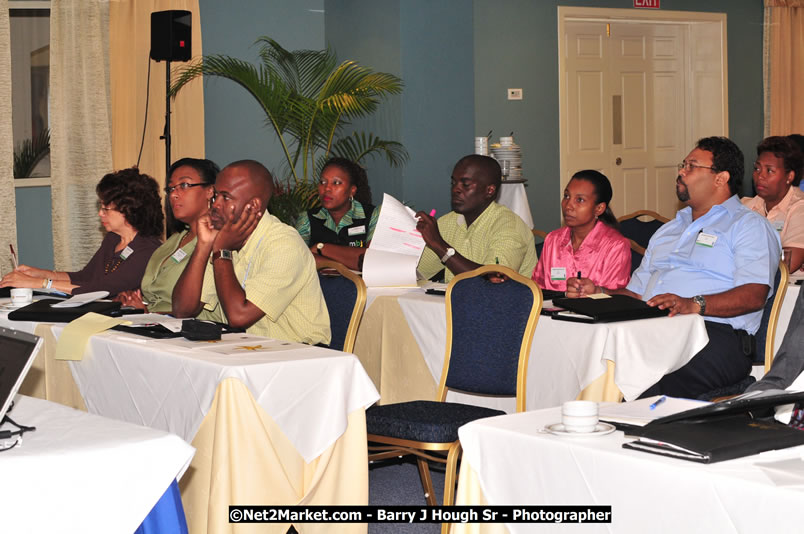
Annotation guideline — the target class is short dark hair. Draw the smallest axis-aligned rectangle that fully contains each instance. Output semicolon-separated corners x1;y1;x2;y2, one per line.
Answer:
321;157;372;206
757;136;804;187
570;169;619;229
96;167;164;238
695;136;744;195
454;154;502;194
165;158;219;235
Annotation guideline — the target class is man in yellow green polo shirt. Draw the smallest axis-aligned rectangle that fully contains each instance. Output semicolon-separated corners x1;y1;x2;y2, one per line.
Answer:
416;154;537;283
172;160;331;345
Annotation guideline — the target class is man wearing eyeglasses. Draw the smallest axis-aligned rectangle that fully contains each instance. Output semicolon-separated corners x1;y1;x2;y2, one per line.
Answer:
172;160;331;346
571;137;781;399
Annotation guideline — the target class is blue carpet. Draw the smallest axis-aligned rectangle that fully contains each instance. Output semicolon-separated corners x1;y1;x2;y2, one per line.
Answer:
368;457;447;534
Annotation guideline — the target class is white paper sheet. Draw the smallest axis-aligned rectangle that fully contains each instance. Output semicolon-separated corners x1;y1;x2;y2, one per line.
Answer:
363;193;427;287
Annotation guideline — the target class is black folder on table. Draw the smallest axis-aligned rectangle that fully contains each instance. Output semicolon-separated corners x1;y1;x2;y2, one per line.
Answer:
550;294;669;323
7;298;122;322
622;391;804;463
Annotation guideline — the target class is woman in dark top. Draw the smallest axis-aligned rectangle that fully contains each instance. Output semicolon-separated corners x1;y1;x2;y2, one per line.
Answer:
0;168;163;297
295;157;379;270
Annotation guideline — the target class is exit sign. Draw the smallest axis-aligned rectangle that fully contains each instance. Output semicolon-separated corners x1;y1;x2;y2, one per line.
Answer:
634;0;660;7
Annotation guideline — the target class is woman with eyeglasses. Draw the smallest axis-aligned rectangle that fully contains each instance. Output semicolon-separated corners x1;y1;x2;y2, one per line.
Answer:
295;157;379;271
741;136;804;273
534;170;631;296
115;158;218;312
1;168;163;297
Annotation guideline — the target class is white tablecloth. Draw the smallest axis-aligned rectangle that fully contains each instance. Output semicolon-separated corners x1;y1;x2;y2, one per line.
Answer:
0;395;194;534
397;292;708;411
54;328;379;463
498;182;533;229
456;406;804;534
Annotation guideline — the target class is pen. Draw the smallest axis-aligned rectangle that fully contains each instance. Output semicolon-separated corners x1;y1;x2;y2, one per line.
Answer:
496;257;499;264
649;395;667;410
9;244;17;270
577;271;581;279
429;209;436;217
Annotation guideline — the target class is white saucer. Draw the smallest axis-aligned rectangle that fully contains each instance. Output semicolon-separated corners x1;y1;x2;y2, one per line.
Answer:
0;302;30;311
544;422;616;437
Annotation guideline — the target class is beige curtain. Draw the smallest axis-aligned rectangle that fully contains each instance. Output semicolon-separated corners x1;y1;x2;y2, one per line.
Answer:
0;0;17;272
49;0;112;271
764;0;804;135
109;0;204;191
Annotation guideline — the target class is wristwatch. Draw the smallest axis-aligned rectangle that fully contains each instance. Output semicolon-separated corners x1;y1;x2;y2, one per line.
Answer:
316;242;325;256
210;249;233;263
692;295;706;315
440;247;456;264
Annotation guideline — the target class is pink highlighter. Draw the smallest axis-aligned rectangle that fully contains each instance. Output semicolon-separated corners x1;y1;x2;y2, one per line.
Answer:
429;209;436;217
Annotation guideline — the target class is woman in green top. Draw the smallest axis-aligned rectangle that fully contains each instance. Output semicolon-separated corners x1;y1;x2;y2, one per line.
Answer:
115;158;218;312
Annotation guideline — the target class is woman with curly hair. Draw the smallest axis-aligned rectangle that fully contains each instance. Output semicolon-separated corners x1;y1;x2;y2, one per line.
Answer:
295;157;379;270
1;167;163;297
115;158;217;312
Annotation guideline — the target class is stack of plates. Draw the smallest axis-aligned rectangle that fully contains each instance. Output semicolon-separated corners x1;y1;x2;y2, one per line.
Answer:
490;142;523;181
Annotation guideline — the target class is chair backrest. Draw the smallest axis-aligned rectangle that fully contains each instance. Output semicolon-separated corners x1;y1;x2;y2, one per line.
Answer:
755;260;789;371
532;229;547;258
437;265;543;412
628;239;645;275
316;260;367;352
617;210;669;250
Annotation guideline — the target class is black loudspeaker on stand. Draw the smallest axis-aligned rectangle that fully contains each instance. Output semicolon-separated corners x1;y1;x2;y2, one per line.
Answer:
150;10;192;181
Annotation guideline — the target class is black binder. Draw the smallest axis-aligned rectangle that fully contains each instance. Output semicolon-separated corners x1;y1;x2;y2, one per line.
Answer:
622;391;804;463
7;298;122;322
551;294;669;323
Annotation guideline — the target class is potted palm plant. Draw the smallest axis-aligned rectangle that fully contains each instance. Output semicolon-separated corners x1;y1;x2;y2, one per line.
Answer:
170;37;407;224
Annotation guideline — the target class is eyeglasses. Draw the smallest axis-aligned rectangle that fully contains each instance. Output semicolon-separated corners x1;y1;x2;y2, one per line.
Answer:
99;205;117;214
164;182;207;194
677;162;716;173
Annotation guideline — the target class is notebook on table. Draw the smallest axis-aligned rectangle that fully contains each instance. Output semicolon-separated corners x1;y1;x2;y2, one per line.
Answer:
551;294;669;323
0;326;43;422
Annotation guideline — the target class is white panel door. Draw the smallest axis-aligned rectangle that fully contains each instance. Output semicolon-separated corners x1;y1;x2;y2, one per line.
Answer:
561;13;727;221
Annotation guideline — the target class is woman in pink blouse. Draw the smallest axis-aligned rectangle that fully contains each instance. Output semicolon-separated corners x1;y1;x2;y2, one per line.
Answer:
532;170;631;293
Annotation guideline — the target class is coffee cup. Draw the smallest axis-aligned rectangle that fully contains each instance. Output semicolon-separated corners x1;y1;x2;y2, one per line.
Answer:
10;288;33;306
561;400;599;433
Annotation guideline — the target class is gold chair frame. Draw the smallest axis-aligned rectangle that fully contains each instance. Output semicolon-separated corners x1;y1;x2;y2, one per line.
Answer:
531;228;548;240
617;209;670;224
316;259;367;353
367;265;543;525
764;259;789;373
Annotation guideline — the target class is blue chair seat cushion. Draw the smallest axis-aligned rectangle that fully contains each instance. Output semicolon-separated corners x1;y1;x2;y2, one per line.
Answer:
366;400;505;443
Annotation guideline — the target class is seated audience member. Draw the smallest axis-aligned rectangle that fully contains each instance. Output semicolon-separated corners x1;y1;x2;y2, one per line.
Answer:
171;160;330;345
116;158;218;313
571;137;781;399
295;157;378;271
416;154;537;283
533;170;630;293
0;168;163;297
745;284;804;393
741;136;804;273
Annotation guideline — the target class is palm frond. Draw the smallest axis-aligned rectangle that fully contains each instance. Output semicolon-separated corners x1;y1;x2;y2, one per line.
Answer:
329;132;409;168
14;128;50;178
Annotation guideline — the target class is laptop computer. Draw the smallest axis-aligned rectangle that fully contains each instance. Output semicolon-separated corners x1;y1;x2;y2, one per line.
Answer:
0;326;43;422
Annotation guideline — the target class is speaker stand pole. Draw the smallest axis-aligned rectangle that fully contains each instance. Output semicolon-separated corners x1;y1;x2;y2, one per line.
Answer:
161;59;172;180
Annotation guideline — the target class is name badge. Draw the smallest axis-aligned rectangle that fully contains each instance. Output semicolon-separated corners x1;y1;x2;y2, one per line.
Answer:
550;267;567;280
696;232;717;247
171;248;188;263
348;225;366;236
773;220;784;232
119;246;134;260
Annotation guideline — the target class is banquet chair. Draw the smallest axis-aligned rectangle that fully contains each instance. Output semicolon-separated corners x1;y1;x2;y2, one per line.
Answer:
366;265;542;515
617;210;669;250
317;260;367;352
627;239;645;274
532;228;548;257
699;260;789;400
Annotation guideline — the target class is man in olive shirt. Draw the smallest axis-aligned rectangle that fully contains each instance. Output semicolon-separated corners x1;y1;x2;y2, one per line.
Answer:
416;154;537;282
172;160;330;345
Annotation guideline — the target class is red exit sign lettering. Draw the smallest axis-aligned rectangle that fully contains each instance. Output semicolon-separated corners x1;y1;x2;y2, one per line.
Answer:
634;0;660;8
